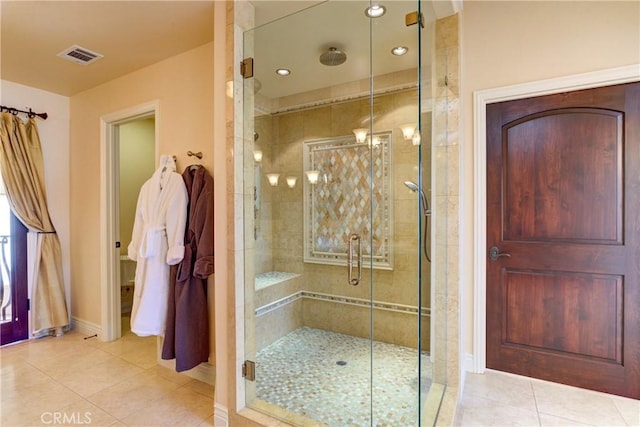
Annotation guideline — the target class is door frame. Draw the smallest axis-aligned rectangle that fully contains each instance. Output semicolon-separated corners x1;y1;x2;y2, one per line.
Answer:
472;65;639;373
100;101;159;341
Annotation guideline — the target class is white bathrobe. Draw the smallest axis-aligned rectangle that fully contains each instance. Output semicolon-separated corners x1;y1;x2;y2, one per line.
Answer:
128;155;188;336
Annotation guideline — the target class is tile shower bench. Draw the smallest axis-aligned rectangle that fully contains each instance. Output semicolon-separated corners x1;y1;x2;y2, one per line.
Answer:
254;271;302;351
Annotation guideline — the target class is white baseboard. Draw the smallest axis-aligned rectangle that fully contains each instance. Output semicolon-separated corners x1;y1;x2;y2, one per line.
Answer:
156;358;216;386
464;353;475;373
213;403;228;427
70;316;101;339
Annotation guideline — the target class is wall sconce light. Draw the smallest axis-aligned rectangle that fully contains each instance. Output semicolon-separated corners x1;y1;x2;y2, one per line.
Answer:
412;133;421;146
305;170;319;185
400;123;416;140
353;128;368;144
266;173;280;186
253;150;263;163
369;136;381;148
286;176;297;188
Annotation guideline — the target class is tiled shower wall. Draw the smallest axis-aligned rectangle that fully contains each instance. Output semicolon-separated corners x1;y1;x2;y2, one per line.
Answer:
253;88;432;350
432;15;461;424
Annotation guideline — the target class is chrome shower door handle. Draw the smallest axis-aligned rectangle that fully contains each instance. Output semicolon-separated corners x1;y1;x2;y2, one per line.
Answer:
347;233;362;286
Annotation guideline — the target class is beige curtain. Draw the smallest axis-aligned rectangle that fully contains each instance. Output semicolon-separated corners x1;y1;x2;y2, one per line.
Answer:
0;112;68;335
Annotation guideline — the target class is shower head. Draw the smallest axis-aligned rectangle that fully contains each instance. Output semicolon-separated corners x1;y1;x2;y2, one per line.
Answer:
403;180;419;192
319;47;347;66
404;181;430;216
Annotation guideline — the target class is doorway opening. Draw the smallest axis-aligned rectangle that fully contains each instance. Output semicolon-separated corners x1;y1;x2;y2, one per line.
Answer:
472;66;639;398
100;101;158;342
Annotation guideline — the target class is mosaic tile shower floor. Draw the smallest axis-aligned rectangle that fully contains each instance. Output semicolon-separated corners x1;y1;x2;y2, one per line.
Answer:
256;327;431;427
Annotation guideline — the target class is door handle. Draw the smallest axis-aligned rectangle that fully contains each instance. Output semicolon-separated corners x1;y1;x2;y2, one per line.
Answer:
347;233;362;286
489;246;511;261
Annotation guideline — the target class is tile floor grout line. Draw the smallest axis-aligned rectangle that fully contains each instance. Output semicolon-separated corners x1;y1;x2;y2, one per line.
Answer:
529;378;543;427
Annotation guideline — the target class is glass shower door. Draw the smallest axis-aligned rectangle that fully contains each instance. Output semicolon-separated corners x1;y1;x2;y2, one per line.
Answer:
242;1;435;425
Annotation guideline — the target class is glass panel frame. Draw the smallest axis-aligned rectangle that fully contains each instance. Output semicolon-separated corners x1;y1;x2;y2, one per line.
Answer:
240;0;448;424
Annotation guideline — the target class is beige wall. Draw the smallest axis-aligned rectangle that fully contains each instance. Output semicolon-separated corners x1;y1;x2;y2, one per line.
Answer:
118;118;155;255
69;42;215;353
460;1;640;356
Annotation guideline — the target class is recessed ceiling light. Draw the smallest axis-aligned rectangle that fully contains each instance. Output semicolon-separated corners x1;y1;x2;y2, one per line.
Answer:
365;4;386;18
275;68;291;76
391;46;408;56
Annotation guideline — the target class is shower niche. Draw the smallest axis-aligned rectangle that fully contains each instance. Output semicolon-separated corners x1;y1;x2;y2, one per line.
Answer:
242;0;446;425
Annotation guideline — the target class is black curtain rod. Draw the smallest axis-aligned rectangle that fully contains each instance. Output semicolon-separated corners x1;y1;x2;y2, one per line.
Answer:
0;105;48;120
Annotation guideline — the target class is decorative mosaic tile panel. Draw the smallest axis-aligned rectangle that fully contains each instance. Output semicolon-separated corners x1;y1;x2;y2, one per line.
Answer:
303;132;393;269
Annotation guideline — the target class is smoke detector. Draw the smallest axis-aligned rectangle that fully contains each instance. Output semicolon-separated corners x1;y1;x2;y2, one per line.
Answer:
57;45;104;65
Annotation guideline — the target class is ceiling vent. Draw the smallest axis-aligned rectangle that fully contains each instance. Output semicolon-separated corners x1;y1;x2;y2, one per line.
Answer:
57;45;103;65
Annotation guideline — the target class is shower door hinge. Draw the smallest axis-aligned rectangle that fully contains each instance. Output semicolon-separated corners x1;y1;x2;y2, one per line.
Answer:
405;11;424;28
240;57;254;79
242;360;255;381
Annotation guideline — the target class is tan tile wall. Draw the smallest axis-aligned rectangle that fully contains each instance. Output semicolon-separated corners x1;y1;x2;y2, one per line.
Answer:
431;13;460;391
253;89;431;350
253;115;275;275
255;299;303;351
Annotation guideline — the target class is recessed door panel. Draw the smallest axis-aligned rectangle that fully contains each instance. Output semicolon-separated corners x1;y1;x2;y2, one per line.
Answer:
503;109;622;244
503;269;622;363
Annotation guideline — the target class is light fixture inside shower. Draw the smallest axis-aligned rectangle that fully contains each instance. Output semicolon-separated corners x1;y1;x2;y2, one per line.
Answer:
275;68;291;76
365;4;386;18
369;135;381;148
400;123;416;140
266;173;280;186
391;46;408;56
305;170;320;184
253;150;263;163
353;128;368;144
286;176;297;188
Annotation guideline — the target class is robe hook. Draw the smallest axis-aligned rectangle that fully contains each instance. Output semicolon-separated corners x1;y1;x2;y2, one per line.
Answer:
187;151;203;159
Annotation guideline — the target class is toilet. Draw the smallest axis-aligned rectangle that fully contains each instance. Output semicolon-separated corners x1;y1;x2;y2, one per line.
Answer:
121;279;135;315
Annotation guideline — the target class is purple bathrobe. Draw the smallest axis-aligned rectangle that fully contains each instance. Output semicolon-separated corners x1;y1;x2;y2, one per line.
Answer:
161;165;214;372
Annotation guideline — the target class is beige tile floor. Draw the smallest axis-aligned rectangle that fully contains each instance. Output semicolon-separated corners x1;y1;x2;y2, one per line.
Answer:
4;324;639;427
456;370;640;427
1;323;214;427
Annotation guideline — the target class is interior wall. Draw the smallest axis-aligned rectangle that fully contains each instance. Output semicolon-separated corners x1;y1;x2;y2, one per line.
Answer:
69;42;215;359
0;80;71;323
118;118;156;255
460;1;640;359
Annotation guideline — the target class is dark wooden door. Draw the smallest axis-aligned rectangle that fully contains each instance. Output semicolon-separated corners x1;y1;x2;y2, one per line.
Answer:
486;82;640;399
0;211;28;345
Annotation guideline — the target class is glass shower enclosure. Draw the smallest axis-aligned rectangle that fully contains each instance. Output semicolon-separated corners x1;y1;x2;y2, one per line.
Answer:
242;1;446;424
